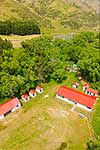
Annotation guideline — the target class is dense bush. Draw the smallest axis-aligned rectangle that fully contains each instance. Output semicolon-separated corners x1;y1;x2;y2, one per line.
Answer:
0;36;67;99
0;38;13;65
0;20;40;35
87;140;100;150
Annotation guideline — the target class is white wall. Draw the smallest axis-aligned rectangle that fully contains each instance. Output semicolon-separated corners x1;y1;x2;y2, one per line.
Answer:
56;94;74;105
91;93;94;96
0;115;4;120
76;103;92;111
73;85;77;88
29;92;36;97
22;97;29;102
56;94;92;111
85;90;97;97
85;91;90;95
11;103;21;112
83;86;86;91
36;88;43;93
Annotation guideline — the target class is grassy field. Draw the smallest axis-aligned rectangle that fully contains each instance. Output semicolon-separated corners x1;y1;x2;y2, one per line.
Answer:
0;74;92;150
91;97;100;139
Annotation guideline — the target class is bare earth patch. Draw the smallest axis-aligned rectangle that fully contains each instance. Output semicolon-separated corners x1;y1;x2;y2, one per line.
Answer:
0;34;40;48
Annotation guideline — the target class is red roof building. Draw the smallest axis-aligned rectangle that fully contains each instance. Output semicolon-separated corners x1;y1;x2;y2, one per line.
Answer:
56;86;97;111
85;87;98;97
29;89;36;97
66;67;71;72
83;83;98;97
73;82;79;88
78;74;82;80
83;83;89;88
83;83;89;91
0;97;21;119
36;86;43;93
21;94;29;102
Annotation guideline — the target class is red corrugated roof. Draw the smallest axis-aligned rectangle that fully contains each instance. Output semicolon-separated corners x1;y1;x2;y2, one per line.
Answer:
36;86;43;90
29;89;35;94
57;86;96;108
0;98;20;115
86;87;98;95
22;94;29;99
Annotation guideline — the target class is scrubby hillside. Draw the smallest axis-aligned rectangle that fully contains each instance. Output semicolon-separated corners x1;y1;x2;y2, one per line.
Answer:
0;0;99;33
64;0;99;12
0;0;34;20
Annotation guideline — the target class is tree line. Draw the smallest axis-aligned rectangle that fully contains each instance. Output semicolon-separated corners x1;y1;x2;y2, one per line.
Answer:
0;20;40;35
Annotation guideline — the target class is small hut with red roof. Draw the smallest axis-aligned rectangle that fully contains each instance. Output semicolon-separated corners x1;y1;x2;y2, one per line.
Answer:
72;82;79;88
73;64;78;72
36;86;43;93
29;89;36;97
21;94;29;102
78;74;82;80
83;83;89;91
66;66;72;72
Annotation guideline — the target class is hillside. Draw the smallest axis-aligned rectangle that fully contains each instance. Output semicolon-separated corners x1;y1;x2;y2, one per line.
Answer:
0;0;99;34
64;0;99;12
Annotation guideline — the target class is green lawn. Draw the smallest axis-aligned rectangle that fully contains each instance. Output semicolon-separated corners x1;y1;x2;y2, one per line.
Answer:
0;77;92;150
91;97;100;139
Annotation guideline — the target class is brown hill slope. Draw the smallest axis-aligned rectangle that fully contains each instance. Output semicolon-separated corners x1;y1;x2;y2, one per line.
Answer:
0;0;99;33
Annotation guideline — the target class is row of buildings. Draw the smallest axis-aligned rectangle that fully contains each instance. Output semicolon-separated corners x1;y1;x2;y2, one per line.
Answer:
0;86;43;120
21;86;43;102
66;65;98;111
0;83;98;120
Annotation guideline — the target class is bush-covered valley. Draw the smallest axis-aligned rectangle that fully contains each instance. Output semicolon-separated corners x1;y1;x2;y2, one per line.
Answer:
0;31;100;149
0;32;99;99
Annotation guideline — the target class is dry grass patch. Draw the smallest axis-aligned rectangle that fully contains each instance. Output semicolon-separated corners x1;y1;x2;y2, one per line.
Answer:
0;34;40;48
